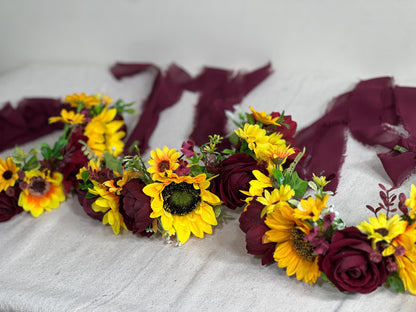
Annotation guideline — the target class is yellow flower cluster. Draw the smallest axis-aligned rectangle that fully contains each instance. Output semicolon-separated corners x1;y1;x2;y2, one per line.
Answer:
84;107;125;158
235;123;294;173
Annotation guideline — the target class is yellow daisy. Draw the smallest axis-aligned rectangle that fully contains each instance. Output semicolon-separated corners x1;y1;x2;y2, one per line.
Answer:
83;107;125;158
65;93;100;108
240;169;273;204
0;157;19;192
294;194;329;222
147;146;180;179
357;213;407;249
95;93;113;106
235;124;268;151
249;106;280;126
405;184;416;219
143;174;221;244
264;204;321;284
257;185;295;216
49;109;85;125
89;181;127;235
18;170;65;217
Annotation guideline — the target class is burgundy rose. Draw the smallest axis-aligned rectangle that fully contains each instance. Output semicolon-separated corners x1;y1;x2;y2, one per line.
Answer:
120;178;153;236
77;189;104;221
239;200;275;265
269;113;297;144
211;153;268;209
60;130;89;193
0;188;23;222
318;227;387;294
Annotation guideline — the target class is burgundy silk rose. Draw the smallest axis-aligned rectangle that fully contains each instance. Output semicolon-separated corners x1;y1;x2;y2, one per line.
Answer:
239;200;275;265
318;226;387;294
0;188;23;222
77;189;104;221
120;178;153;236
211;153;268;209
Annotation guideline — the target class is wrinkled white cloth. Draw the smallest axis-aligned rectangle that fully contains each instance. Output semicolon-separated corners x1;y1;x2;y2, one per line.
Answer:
1;64;416;312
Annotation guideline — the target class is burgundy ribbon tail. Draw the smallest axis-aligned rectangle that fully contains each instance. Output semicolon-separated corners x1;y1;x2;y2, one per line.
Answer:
188;63;273;146
0;98;63;152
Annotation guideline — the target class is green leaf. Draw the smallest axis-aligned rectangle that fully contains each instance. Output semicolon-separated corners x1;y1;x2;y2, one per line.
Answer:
81;170;90;182
189;165;206;177
86;192;98;199
24;155;40;171
40;143;52;160
52;138;68;156
228;132;240;146
287;172;308;199
386;271;405;293
272;168;284;186
103;152;123;175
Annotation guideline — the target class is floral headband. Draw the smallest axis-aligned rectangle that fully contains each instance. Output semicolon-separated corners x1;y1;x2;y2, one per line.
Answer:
1;74;416;295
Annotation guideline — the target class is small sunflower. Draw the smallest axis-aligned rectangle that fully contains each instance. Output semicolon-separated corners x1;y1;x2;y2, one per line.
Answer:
143;174;221;244
65;93;100;108
89;181;127;235
83;107;125;158
49;109;85;125
249;106;280;126
0;157;19;192
405;184;416;219
264;204;321;284
18;170;65;217
357;213;407;249
147;146;180;179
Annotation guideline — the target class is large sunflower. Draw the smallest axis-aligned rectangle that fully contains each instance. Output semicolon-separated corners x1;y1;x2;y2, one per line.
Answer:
18;170;65;217
264;204;321;284
0;157;19;192
143;174;221;244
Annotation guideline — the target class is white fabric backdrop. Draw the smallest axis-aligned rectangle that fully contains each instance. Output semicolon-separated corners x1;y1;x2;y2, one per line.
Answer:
1;64;416;312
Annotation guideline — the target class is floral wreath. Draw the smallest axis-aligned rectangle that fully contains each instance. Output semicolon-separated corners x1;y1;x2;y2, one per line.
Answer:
2;87;416;295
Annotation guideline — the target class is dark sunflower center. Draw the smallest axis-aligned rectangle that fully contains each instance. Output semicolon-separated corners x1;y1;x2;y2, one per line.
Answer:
290;227;316;262
29;176;51;197
375;228;389;236
2;170;13;180
161;182;201;216
158;160;170;172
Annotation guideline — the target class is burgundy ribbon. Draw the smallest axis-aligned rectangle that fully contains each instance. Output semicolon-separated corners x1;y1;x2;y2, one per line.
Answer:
296;77;416;192
0;98;63;152
110;62;272;152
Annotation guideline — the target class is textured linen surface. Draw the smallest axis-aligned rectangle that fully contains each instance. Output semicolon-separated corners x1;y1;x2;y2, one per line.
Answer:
1;64;416;312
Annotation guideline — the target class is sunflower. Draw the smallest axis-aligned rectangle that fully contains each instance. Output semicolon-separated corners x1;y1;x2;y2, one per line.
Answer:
387;222;416;294
89;181;127;235
65;93;100;108
83;107;125;158
357;213;407;249
264;204;321;284
49;109;85;125
405;184;416;219
0;157;19;192
18;170;65;217
147;146;180;179
249;106;280;126
143;173;221;244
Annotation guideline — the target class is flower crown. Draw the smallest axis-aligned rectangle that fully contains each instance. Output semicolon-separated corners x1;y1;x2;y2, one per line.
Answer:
1;92;416;295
